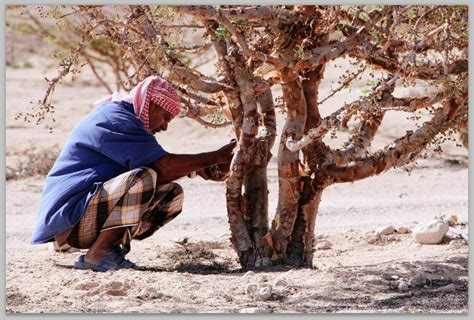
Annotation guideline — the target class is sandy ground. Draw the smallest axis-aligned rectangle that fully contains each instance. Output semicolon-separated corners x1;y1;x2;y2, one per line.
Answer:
5;54;468;313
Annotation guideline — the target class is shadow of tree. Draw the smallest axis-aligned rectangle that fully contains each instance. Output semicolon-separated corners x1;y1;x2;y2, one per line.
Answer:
280;255;468;313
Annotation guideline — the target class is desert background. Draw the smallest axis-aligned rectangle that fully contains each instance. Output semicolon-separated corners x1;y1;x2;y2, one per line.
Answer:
5;5;468;313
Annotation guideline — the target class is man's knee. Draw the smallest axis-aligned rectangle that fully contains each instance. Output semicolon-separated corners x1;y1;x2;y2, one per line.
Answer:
127;167;158;203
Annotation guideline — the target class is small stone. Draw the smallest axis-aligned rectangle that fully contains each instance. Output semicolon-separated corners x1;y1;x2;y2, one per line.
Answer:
374;226;395;236
408;273;425;287
316;240;332;250
397;227;411;234
412;220;449;244
273;278;288;287
256;284;273;301
174;236;188;244
398;280;409;291
245;283;258;295
173;262;182;270
239;307;270;313
243;271;255;278
367;236;380;244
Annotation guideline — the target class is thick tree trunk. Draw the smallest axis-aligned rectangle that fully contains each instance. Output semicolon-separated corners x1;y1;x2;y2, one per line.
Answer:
270;76;307;263
286;67;326;267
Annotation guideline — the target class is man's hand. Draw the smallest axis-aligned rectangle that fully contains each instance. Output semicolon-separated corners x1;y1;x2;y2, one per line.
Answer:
197;163;231;181
215;139;237;164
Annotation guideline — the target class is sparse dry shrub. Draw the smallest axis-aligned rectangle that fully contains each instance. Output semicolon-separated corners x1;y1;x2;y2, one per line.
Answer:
6;145;61;180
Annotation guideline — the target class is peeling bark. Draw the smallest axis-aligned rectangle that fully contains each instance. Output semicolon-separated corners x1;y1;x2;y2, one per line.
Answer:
270;76;307;262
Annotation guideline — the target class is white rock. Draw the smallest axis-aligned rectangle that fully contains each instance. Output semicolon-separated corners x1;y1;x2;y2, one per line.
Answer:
174;236;188;244
239;307;270;313
398;280;409;291
397;227;411;234
255;284;272;301
245;283;258;295
273;278;288;287
412;220;449;244
375;226;395;236
316;240;332;250
243;271;255;278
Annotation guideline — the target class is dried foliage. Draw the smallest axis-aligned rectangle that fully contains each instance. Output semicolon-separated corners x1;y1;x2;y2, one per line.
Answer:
9;5;468;268
6;145;61;180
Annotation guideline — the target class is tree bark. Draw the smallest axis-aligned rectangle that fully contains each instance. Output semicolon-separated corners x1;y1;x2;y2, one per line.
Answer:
270;75;307;263
287;67;326;266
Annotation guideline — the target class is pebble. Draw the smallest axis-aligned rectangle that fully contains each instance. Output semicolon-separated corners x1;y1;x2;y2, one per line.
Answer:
412;220;449;244
239;307;270;313
256;284;273;301
174;236;189;244
375;226;395;236
316;240;332;250
367;236;380;244
243;271;255;278
398;280;409;291
245;283;258;295
273;278;288;287
397;227;411;234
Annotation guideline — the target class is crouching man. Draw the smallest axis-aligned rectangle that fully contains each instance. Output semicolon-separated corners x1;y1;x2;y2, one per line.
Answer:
31;75;235;272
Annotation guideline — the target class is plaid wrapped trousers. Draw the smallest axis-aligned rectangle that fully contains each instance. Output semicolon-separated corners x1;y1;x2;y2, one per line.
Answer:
66;167;183;254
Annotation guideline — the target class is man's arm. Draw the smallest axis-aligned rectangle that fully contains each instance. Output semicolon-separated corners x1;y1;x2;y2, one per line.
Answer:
150;141;236;184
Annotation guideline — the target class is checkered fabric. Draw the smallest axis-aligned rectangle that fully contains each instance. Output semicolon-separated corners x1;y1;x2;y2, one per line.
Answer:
67;167;183;254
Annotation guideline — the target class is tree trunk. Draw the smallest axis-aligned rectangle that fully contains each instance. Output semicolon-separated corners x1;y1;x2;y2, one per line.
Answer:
286;67;326;267
270;76;307;263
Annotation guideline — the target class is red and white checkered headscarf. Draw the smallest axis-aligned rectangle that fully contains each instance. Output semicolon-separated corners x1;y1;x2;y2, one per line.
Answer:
94;75;181;132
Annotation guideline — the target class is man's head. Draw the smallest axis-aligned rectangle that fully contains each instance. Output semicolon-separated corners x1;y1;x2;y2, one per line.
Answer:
132;76;182;133
149;102;173;133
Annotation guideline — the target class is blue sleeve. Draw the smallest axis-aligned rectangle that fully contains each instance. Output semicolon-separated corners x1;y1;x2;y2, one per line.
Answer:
98;118;168;170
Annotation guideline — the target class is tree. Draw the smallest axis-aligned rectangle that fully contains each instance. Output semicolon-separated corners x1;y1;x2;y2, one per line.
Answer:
11;5;468;269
